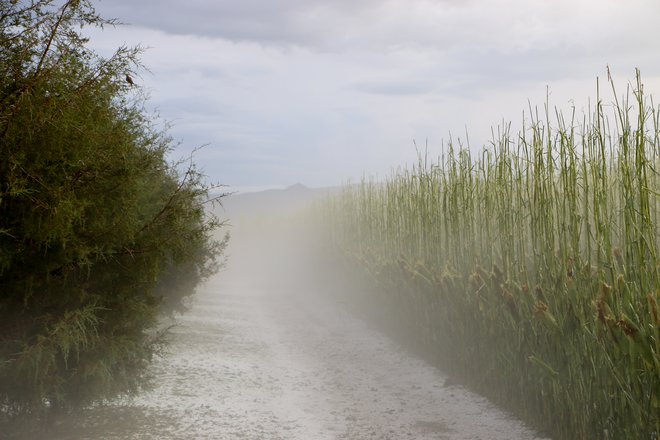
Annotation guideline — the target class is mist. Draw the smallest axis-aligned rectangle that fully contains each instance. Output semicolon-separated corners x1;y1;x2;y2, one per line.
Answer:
4;1;659;438
198;185;551;439
4;185;550;439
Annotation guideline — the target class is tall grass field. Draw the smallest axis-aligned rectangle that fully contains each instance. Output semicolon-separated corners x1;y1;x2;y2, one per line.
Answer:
322;70;659;439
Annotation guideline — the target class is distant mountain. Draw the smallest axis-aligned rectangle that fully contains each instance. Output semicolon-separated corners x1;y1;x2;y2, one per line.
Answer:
283;183;310;193
211;183;340;221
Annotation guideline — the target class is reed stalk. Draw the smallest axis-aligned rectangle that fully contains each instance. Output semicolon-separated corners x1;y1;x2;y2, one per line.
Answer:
322;70;660;439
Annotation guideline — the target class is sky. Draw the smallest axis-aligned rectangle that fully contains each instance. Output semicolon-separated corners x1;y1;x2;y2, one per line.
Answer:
90;0;660;191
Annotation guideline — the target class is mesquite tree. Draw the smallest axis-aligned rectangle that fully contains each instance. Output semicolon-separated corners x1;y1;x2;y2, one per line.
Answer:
0;0;228;416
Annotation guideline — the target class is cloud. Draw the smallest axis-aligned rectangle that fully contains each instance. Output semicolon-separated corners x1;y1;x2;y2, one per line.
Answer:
88;0;660;188
350;79;434;96
95;0;660;53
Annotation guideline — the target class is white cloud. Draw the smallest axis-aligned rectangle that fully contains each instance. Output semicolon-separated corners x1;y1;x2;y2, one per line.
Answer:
89;0;660;188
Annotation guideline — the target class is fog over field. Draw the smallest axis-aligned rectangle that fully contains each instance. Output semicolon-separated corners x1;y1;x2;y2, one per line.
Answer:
6;187;551;439
3;1;658;438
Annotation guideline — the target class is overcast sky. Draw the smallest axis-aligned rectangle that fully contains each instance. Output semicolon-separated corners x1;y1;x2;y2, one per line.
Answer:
91;0;660;191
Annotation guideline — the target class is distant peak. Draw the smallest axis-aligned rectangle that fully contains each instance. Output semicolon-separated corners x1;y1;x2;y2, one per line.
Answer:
285;183;309;191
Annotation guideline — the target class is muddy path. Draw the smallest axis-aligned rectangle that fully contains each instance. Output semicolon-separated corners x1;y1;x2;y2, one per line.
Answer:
10;269;550;440
5;206;551;439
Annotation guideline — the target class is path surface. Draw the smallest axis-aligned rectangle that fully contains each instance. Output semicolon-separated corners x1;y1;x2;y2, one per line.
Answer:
24;271;550;440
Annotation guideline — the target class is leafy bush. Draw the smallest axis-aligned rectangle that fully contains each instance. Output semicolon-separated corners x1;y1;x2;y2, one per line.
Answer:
0;0;228;416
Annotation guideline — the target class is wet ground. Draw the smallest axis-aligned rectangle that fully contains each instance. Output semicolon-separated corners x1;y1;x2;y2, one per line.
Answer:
11;270;550;440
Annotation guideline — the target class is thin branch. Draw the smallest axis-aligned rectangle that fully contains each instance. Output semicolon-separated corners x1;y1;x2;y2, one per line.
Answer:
34;0;73;77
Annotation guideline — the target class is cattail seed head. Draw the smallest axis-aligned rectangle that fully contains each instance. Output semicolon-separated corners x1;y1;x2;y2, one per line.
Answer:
647;293;659;326
616;316;638;340
600;281;612;298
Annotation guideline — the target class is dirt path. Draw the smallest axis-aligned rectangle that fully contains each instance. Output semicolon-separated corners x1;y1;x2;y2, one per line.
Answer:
24;272;549;440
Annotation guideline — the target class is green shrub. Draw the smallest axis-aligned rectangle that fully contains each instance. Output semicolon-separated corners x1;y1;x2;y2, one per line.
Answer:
0;0;227;416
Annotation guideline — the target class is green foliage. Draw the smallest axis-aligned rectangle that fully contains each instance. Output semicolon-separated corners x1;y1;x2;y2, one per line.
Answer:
0;0;228;417
324;71;659;439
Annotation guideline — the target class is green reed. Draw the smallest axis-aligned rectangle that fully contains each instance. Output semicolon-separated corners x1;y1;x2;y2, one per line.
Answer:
323;70;659;439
